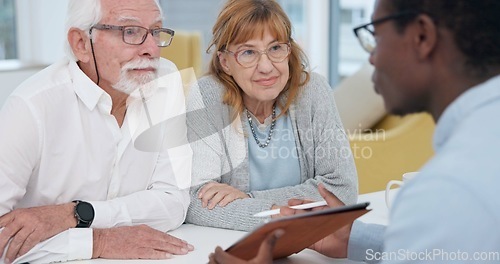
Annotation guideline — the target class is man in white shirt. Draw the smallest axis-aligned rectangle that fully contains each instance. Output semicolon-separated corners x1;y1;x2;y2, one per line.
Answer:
0;0;193;263
208;0;500;263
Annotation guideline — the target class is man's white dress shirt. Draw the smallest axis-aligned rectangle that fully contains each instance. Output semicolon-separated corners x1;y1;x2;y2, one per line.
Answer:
0;57;192;263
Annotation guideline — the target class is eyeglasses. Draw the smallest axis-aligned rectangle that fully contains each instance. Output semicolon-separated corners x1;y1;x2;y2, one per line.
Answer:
225;43;291;68
353;12;418;53
90;24;175;47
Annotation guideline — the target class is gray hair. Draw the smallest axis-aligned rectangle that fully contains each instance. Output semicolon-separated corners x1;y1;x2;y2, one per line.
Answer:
64;0;163;61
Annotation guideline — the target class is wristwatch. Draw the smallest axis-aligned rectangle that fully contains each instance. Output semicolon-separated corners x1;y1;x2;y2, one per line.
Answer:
73;200;95;228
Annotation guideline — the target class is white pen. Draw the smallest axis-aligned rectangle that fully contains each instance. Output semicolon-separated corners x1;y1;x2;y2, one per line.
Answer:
253;200;328;217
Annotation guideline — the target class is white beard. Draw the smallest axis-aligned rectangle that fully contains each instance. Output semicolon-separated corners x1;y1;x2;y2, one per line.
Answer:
112;58;160;94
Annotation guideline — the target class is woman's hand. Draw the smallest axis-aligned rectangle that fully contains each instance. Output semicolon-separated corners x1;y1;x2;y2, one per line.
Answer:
198;182;249;209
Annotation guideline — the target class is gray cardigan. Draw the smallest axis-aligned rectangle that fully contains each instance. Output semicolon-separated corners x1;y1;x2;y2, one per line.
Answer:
185;73;358;231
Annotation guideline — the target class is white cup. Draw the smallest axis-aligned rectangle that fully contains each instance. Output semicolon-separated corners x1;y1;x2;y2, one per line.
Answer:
385;172;419;208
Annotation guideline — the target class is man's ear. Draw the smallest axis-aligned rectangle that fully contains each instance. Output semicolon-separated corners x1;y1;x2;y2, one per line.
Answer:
68;28;92;63
217;51;232;75
412;14;438;60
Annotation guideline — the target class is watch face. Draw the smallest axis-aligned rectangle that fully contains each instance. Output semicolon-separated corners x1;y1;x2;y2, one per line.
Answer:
77;202;95;221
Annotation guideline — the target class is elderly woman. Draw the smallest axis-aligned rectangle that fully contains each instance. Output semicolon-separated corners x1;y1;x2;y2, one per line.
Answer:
186;0;357;231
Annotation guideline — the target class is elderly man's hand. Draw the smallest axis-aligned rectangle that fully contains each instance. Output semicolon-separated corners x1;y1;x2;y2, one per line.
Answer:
208;229;283;264
92;225;194;259
0;203;77;263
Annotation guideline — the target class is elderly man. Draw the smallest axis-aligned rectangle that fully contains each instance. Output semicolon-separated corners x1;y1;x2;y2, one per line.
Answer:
209;0;500;263
0;0;193;263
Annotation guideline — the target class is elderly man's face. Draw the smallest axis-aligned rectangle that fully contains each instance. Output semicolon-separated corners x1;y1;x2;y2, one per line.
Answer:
93;0;162;94
368;0;428;116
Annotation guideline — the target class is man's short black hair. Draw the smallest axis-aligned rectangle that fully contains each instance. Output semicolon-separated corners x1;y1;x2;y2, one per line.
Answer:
387;0;500;75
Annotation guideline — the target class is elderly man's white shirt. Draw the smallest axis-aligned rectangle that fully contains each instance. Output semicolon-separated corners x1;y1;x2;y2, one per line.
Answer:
0;57;192;263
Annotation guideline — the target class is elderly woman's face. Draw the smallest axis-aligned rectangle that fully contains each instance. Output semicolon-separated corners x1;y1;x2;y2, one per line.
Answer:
219;28;290;108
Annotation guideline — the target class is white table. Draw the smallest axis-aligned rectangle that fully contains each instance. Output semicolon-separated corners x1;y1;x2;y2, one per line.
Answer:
70;190;391;264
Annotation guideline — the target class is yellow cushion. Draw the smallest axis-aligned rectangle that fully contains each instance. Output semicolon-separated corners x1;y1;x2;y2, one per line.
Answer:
350;113;435;194
160;30;203;77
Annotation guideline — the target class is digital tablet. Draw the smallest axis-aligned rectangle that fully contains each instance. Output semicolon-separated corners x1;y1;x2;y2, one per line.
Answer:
225;202;370;260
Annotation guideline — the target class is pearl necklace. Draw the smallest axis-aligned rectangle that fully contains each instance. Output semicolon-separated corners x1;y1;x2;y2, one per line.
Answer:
246;105;276;148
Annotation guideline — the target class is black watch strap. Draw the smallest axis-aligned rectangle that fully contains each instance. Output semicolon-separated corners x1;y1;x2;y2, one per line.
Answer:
73;200;95;228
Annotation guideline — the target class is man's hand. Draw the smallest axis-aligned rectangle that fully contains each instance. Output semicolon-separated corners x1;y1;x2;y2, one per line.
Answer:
198;182;249;209
208;229;284;264
309;184;352;258
269;204;298;219
92;225;194;259
284;184;352;258
0;203;77;263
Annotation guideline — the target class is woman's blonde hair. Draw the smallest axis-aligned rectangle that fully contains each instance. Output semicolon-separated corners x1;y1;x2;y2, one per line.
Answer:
207;0;310;117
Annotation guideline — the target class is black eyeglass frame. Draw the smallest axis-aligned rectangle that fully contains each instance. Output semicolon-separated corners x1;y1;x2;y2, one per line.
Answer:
90;24;175;47
353;11;419;52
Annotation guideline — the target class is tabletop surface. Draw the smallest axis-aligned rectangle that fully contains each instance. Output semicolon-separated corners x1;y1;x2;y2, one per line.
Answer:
69;190;391;264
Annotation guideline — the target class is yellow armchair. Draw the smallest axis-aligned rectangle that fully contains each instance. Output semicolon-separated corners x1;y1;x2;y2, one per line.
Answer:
160;30;203;77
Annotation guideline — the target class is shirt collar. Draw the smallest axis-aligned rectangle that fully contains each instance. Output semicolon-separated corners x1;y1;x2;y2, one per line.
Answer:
434;74;500;150
68;59;110;112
